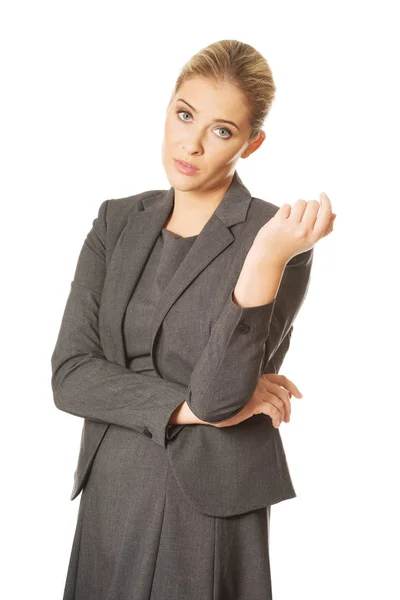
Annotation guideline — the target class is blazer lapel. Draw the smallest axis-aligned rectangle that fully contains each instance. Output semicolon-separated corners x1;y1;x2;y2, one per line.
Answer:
101;169;253;371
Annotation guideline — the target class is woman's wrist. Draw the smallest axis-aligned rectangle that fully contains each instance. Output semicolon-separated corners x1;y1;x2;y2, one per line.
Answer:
250;236;290;269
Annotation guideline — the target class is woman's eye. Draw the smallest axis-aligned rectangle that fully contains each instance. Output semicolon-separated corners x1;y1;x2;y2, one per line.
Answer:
215;127;232;139
176;110;232;139
177;110;192;122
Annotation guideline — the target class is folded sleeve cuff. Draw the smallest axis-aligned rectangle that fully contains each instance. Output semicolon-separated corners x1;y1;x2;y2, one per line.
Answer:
141;383;188;450
226;288;277;336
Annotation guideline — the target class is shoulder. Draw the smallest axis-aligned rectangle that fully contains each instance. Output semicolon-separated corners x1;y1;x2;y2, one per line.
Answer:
105;189;165;224
240;196;281;238
93;189;167;239
249;196;281;220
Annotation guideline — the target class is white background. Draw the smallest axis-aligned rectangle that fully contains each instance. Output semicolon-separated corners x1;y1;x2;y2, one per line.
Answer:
1;0;399;598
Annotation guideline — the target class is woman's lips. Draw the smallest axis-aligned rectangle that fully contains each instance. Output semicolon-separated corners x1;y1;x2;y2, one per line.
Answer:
174;159;199;175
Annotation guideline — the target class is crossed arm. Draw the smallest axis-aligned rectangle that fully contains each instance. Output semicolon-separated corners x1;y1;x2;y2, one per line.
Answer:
51;200;313;449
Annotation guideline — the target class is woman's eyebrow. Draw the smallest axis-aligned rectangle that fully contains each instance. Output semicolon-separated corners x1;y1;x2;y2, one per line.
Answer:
176;98;239;131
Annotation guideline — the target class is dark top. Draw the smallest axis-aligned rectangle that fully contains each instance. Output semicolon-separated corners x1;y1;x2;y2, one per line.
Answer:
123;228;198;377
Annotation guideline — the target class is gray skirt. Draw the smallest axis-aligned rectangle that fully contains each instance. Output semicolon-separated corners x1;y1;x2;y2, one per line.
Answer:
62;424;273;600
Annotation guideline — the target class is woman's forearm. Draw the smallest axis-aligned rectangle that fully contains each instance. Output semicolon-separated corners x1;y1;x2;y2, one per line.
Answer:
233;250;286;307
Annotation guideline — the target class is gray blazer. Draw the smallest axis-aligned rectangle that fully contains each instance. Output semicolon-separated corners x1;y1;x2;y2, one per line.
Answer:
50;169;313;518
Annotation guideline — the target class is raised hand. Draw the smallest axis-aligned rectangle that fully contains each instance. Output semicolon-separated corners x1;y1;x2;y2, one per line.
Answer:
252;193;336;266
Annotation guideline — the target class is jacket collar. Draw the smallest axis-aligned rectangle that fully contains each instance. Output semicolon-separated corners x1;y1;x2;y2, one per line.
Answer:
141;168;252;227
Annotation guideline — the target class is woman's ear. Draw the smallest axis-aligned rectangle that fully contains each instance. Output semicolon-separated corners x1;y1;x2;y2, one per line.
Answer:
241;130;266;159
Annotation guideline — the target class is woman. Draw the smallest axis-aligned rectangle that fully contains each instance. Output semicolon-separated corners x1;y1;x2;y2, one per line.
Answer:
51;40;335;599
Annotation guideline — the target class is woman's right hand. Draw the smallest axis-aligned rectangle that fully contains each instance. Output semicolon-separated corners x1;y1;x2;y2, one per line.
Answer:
214;373;303;429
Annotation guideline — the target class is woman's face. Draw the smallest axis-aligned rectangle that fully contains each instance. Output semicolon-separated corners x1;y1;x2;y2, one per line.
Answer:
162;76;264;191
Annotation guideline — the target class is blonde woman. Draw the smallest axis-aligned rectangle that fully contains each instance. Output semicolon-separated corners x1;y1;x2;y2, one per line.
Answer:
51;39;335;599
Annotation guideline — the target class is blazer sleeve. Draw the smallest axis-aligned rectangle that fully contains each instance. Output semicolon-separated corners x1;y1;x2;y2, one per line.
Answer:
262;325;293;375
262;247;313;375
185;246;314;423
50;199;189;450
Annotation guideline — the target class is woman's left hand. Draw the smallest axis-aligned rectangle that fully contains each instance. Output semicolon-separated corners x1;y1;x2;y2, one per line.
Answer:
252;192;335;266
213;372;302;428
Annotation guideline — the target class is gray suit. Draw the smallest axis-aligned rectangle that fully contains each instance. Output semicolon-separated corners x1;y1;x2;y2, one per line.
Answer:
51;169;313;518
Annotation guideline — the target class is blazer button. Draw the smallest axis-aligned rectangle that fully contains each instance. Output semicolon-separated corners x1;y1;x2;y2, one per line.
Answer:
143;427;152;438
237;323;250;333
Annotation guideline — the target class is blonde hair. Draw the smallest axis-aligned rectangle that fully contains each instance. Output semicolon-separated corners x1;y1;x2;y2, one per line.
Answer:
173;40;276;141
